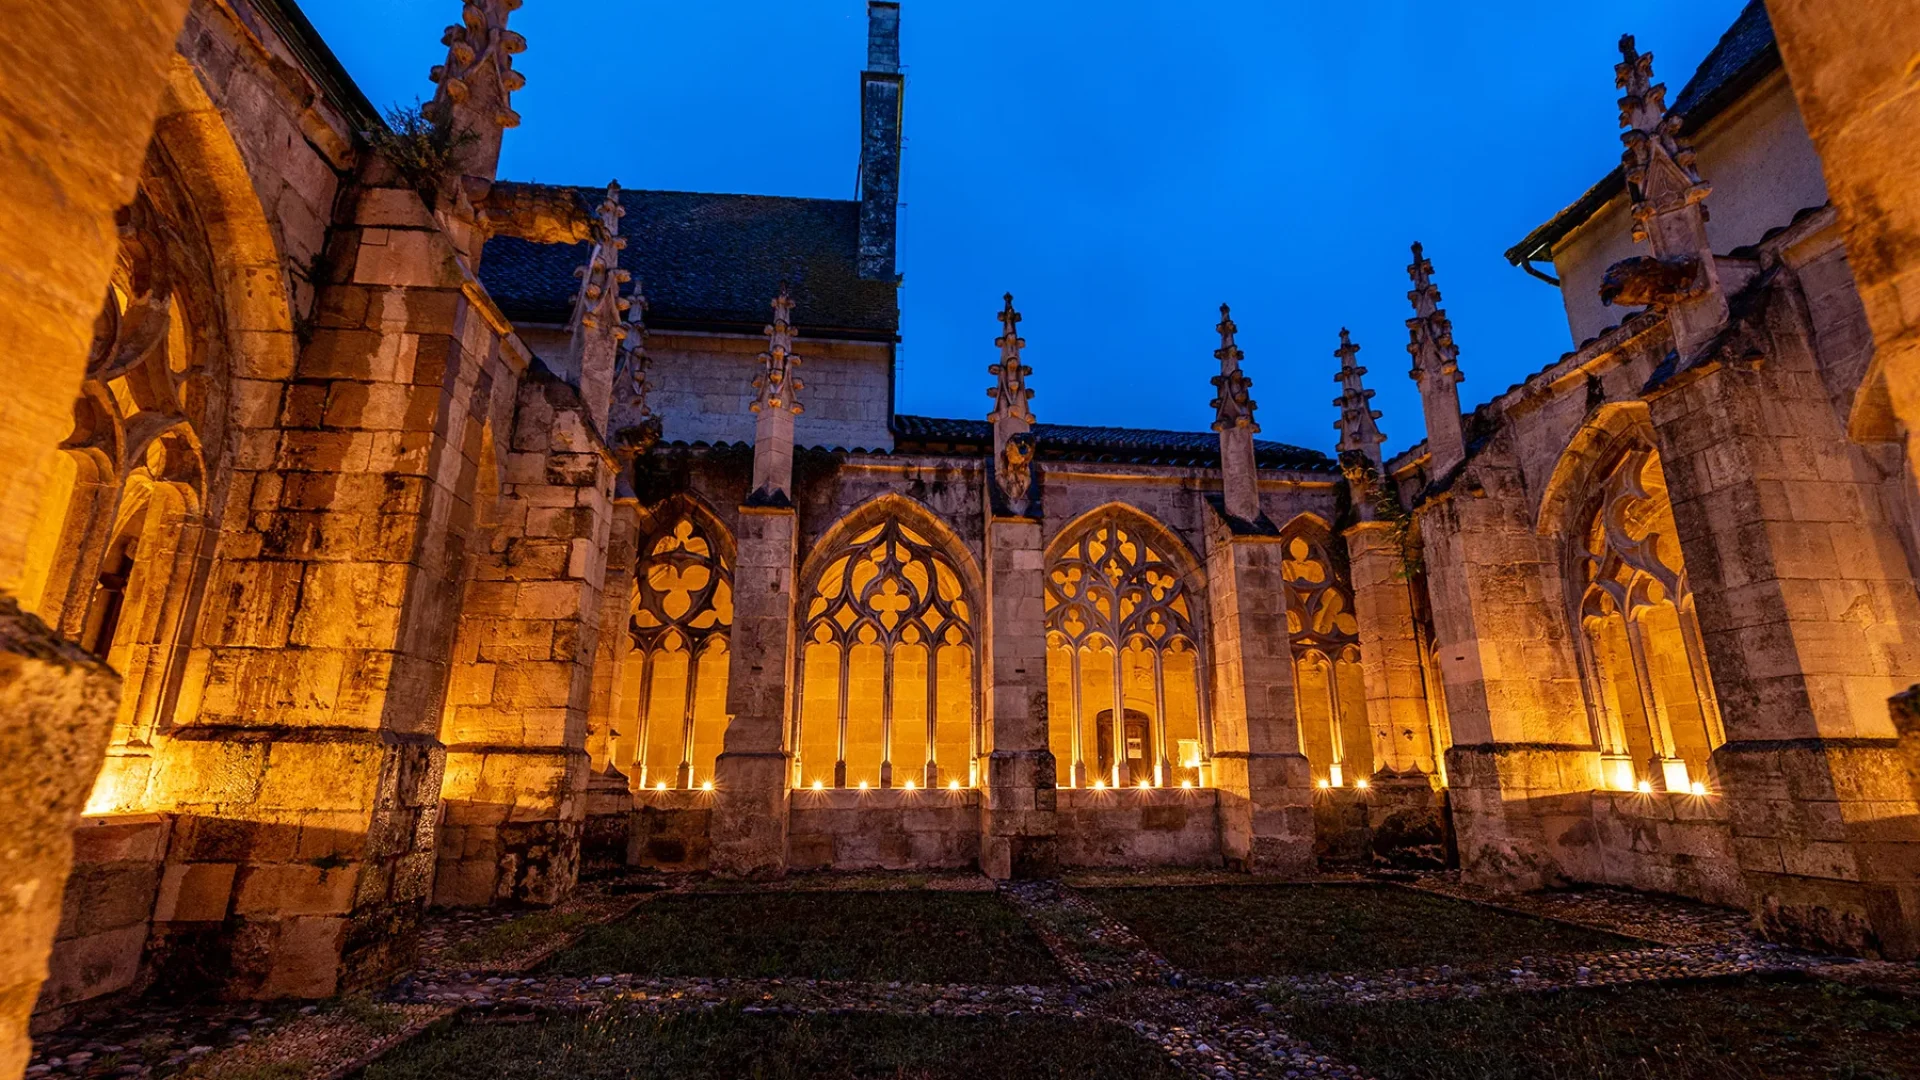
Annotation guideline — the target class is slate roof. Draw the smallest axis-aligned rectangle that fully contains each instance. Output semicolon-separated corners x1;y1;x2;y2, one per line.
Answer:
480;187;900;339
1504;1;1781;268
892;415;1338;473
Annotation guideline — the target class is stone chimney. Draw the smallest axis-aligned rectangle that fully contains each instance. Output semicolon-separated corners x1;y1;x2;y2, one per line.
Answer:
1406;243;1467;477
858;1;904;281
1604;34;1727;360
1333;328;1385;473
1211;304;1262;524
987;293;1036;512
749;291;805;504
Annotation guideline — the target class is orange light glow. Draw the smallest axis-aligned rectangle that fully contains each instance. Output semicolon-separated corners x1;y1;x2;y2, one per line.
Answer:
812;780;825;791
1355;778;1370;790
701;780;714;792
858;780;870;791
948;780;961;791
903;780;916;791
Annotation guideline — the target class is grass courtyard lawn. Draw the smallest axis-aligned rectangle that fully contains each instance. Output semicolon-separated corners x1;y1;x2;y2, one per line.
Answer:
358;1010;1182;1080
1279;975;1920;1080
1085;884;1636;977
546;891;1061;984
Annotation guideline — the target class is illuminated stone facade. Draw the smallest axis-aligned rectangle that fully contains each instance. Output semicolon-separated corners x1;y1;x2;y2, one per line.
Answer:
3;2;1920;1073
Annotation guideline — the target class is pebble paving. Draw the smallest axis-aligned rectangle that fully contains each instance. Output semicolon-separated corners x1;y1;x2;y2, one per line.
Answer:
29;869;1910;1080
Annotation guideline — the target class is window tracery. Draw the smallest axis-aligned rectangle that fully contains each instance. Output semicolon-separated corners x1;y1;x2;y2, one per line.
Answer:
1574;448;1723;791
1044;510;1209;788
629;516;734;789
1280;526;1371;787
795;518;978;790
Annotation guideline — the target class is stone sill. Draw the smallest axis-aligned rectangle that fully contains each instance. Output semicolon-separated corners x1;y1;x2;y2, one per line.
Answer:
790;787;982;811
1057;787;1220;809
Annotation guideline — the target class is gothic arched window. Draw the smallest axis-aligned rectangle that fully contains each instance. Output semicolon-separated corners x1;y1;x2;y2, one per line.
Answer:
1574;448;1722;791
1044;510;1209;788
629;516;733;789
1280;525;1371;787
794;518;978;790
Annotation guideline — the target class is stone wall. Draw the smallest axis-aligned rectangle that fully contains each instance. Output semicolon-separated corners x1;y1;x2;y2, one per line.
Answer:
1053;790;1223;868
32;816;171;1030
788;795;982;871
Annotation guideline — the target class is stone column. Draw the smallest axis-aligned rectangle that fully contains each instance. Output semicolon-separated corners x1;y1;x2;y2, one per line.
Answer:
435;373;612;906
1763;2;1920;479
1204;514;1315;873
143;172;491;998
0;1;190;1064
708;506;798;877
1419;443;1598;890
1345;521;1435;778
979;513;1056;879
1649;317;1920;958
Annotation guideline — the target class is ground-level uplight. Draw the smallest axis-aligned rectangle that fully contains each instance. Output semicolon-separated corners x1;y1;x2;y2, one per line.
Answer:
701;780;714;792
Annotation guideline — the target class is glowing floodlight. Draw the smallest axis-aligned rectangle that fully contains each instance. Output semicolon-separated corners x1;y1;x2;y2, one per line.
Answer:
903;780;916;791
1636;780;1653;794
1689;781;1708;796
858;780;870;791
948;780;962;791
701;780;714;792
812;780;825;791
1181;780;1194;790
1316;779;1332;790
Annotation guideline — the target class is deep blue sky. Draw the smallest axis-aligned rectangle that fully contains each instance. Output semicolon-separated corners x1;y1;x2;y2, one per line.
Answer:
305;0;1749;458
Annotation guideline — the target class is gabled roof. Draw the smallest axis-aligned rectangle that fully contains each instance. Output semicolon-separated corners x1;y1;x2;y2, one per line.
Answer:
479;187;900;339
1504;1;1781;268
892;415;1338;473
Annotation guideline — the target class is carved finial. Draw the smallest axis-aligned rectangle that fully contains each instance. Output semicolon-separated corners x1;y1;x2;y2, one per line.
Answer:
1210;303;1258;434
570;181;631;338
611;274;659;456
1406;243;1461;387
987;292;1035;426
1615;32;1710;246
751;289;804;416
425;0;527;189
1332;328;1385;471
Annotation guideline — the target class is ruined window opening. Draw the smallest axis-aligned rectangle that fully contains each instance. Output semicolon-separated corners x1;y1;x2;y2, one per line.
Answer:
794;518;978;790
1282;528;1370;788
1574;448;1724;792
1044;512;1210;789
628;516;733;789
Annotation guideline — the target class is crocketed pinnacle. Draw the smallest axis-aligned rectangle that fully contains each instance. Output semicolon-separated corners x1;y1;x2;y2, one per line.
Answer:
1332;328;1385;469
987;293;1035;426
1406;243;1461;388
569;181;631;338
1210;303;1258;434
1616;33;1710;244
751;290;804;416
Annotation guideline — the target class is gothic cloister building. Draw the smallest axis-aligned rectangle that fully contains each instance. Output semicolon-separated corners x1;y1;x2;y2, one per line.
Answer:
5;0;1920;1070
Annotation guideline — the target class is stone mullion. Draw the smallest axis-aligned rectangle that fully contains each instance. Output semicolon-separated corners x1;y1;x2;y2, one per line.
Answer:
1323;655;1347;787
834;645;851;787
1621;608;1682;786
1151;648;1170;786
1675;602;1726;750
676;647;701;788
1067;638;1082;780
924;644;939;788
1109;641;1128;787
880;643;895;788
1578;617;1635;787
632;648;655;789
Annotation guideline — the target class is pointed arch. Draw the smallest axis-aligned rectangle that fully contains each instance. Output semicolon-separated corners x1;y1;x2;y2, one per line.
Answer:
1043;502;1211;789
625;494;737;790
1277;513;1368;786
1543;404;1725;792
794;494;983;791
1537;401;1658;538
800;493;982;609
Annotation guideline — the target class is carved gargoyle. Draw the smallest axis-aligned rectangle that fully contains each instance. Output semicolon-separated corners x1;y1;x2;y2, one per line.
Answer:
1600;255;1707;309
1000;432;1036;505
